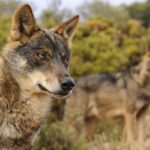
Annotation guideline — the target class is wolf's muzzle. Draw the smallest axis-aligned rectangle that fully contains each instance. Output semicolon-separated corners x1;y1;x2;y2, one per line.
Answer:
60;77;75;92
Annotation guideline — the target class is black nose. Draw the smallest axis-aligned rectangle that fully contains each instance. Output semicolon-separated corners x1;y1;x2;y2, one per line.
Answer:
60;77;75;91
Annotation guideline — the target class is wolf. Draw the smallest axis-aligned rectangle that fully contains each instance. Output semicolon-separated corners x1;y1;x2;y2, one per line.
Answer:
64;52;150;149
0;4;79;150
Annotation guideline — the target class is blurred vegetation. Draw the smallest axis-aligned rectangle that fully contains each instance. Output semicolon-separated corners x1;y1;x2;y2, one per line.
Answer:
1;0;150;149
127;0;150;27
35;121;86;150
0;0;21;49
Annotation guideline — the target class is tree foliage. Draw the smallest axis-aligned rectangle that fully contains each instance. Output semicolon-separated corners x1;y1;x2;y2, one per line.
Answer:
127;0;150;27
69;17;146;78
40;0;72;28
77;0;130;26
0;0;20;49
0;0;20;15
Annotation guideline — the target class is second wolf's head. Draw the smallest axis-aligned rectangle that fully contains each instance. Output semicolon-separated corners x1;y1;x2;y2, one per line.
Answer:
2;4;79;98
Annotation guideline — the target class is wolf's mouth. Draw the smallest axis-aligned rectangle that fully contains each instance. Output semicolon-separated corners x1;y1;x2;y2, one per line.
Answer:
38;83;50;93
37;83;69;96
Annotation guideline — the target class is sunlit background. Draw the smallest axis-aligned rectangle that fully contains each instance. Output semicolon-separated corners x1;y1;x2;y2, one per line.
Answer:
19;0;146;16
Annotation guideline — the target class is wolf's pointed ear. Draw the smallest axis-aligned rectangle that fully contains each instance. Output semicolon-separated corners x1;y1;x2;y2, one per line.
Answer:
52;15;79;47
8;4;38;42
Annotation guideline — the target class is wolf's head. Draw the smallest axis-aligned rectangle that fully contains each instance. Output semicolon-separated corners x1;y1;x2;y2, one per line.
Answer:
2;4;79;98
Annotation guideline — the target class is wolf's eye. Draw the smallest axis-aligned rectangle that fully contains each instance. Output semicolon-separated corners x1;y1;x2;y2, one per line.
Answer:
63;57;69;64
37;52;46;60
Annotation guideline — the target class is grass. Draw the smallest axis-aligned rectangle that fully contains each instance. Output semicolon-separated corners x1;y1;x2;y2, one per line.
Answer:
34;119;133;150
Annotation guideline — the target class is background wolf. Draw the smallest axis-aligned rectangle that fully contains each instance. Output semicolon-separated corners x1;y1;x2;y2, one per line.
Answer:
64;52;150;150
0;4;79;150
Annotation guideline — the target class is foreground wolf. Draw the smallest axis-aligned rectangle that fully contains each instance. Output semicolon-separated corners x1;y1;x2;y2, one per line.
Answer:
0;4;79;150
64;52;150;149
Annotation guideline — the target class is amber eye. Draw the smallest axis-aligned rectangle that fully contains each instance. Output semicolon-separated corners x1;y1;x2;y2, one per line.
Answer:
63;57;69;64
37;52;46;60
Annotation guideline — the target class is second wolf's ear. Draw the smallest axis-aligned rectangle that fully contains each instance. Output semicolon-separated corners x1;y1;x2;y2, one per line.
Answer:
8;4;38;42
52;15;79;47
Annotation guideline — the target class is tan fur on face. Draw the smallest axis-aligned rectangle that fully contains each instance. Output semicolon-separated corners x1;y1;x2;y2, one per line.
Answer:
16;70;62;95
